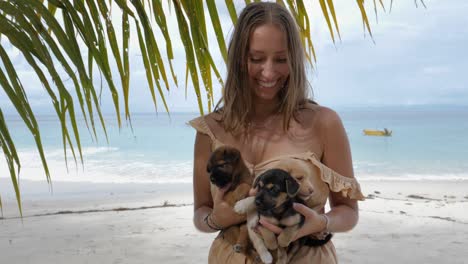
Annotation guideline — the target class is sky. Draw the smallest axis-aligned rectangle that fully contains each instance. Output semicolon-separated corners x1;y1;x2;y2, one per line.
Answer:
1;0;467;115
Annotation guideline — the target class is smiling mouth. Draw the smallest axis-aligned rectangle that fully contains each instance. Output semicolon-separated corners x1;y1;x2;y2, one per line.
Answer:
258;80;278;88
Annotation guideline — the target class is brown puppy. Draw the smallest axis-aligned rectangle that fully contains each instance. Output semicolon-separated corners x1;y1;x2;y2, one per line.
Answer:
206;146;253;253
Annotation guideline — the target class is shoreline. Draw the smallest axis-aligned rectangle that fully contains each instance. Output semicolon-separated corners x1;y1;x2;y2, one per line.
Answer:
1;179;467;263
1;178;467;215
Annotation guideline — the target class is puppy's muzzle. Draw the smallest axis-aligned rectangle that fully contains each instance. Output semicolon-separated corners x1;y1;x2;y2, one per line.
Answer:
210;168;232;188
254;193;275;212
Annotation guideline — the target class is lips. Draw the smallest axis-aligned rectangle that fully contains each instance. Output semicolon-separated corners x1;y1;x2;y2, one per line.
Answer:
258;80;278;88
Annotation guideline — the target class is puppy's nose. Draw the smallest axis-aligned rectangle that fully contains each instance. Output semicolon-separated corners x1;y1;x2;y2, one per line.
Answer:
255;198;262;207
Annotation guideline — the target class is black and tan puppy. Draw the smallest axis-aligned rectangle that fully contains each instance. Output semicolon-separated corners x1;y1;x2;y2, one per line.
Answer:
253;169;305;250
206;146;254;253
235;168;331;264
235;168;302;263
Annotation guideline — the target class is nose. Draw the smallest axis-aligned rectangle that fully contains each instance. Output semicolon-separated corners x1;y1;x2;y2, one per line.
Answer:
261;60;276;80
255;197;262;207
255;195;264;207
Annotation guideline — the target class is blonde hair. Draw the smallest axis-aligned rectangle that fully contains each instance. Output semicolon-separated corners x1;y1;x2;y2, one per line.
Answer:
215;2;311;133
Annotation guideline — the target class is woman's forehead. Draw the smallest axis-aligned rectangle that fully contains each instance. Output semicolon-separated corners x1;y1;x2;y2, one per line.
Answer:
249;24;288;53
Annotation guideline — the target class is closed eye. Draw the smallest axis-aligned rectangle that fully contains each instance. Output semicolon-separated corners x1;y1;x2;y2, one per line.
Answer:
275;58;287;63
215;162;228;169
249;57;263;63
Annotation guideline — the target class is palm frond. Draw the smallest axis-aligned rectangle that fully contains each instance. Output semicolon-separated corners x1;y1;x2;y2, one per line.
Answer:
224;0;238;25
206;0;227;63
0;0;399;215
0;108;22;217
356;0;374;40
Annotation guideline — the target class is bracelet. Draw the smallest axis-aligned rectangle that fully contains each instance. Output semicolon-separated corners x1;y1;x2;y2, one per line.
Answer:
322;214;330;233
204;212;223;231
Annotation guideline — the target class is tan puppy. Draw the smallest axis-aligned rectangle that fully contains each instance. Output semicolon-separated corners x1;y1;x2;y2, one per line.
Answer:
272;158;331;213
272;159;315;201
206;146;253;253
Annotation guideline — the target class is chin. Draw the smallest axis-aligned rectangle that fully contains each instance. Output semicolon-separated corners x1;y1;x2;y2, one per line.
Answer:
254;89;281;102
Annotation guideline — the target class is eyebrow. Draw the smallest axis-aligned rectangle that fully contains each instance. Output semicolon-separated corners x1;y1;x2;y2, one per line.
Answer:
249;50;287;55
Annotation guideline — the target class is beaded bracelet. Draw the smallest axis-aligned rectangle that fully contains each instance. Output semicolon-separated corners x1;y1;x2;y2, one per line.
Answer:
322;214;330;233
204;212;223;231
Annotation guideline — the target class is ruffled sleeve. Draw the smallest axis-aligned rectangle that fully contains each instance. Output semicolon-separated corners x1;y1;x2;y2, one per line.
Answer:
188;116;216;139
307;154;366;201
188;116;224;151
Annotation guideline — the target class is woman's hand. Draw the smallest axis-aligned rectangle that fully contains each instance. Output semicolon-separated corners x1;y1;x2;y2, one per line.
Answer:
257;203;327;241
211;184;246;228
291;203;327;240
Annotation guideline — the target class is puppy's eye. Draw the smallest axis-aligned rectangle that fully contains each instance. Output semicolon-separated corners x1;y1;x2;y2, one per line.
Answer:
297;176;304;181
269;186;280;195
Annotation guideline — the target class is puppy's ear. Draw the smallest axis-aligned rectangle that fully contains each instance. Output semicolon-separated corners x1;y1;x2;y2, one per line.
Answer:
224;148;240;163
286;177;300;197
253;174;263;188
206;155;213;173
206;148;219;174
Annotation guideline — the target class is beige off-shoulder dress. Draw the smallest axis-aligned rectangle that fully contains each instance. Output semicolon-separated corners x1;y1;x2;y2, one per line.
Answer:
189;116;365;264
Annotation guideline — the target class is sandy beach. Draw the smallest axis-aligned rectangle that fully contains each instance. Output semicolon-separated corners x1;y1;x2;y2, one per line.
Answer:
1;179;467;264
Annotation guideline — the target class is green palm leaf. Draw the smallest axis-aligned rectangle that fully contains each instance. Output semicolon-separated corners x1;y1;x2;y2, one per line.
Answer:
172;0;203;114
1;0;404;215
225;0;237;25
151;0;178;87
0;108;22;217
206;0;228;63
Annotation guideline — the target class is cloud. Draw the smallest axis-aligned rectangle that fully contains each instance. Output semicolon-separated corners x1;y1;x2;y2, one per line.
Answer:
311;0;468;107
2;0;468;116
422;66;451;75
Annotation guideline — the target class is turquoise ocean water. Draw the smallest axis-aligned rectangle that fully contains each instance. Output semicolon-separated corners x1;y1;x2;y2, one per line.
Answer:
1;105;467;184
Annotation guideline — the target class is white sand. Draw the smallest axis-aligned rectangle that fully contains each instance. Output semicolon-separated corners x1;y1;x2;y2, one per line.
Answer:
1;179;467;263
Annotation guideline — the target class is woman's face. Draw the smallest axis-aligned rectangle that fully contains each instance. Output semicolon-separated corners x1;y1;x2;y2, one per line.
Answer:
247;24;290;104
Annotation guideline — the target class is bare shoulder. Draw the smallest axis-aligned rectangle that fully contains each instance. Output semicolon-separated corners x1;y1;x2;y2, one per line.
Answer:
297;102;343;130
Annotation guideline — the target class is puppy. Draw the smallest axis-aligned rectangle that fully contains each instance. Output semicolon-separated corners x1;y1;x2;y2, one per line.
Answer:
272;159;316;201
235;168;303;263
253;169;304;248
235;168;331;264
206;146;253;253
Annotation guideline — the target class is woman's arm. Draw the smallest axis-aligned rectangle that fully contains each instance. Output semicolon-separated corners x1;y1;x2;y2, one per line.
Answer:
193;132;216;232
260;108;360;239
193;132;245;233
320;108;359;233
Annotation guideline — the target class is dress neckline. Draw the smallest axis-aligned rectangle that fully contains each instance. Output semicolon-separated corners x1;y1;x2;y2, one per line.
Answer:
240;149;316;169
204;117;318;169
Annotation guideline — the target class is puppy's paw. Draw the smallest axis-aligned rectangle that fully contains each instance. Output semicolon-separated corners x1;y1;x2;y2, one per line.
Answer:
264;238;278;250
276;247;288;264
234;196;255;214
258;252;273;264
277;234;292;248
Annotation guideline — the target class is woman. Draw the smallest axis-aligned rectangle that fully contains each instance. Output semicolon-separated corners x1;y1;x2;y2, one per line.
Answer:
189;2;365;263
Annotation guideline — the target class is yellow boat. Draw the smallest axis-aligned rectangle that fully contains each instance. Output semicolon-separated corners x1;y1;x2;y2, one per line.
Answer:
363;128;392;136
